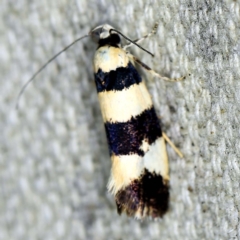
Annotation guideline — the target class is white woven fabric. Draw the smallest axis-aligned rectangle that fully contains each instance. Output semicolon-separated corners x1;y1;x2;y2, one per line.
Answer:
1;0;240;239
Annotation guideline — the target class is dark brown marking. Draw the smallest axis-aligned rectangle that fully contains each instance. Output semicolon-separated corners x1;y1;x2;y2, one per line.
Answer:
115;169;169;219
94;62;142;92
105;108;162;156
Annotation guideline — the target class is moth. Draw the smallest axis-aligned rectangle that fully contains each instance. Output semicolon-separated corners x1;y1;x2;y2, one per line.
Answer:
17;23;184;219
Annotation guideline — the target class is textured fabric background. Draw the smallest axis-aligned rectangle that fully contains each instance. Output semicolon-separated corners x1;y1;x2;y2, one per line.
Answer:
1;0;240;239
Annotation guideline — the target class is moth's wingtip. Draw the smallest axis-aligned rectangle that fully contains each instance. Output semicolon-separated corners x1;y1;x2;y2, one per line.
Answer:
113;169;169;220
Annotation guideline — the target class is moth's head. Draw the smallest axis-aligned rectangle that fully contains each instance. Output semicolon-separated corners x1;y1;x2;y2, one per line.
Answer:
90;24;121;47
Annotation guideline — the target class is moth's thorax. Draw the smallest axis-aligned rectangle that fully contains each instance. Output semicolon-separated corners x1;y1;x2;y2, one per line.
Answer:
93;46;129;73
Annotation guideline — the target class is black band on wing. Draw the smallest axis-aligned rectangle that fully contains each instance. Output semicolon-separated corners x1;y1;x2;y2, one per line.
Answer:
104;107;162;156
94;62;142;92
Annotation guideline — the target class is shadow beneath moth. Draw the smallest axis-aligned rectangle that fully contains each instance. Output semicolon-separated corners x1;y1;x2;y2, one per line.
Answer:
17;23;184;220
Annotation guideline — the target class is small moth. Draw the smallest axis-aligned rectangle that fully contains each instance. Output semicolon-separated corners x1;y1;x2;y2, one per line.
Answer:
17;23;184;220
92;24;184;219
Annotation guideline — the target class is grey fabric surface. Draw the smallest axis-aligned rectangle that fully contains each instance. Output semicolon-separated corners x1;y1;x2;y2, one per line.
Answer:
1;0;240;239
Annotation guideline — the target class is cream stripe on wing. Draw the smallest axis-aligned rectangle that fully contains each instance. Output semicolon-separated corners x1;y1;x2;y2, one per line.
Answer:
108;154;144;195
108;137;169;194
98;81;153;122
94;46;129;73
143;137;169;181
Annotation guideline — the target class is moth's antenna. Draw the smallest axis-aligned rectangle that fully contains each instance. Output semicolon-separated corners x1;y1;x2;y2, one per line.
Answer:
110;29;154;57
16;34;89;109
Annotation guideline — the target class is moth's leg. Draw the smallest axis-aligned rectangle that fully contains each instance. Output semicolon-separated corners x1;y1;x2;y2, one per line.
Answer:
162;132;183;158
128;54;185;82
